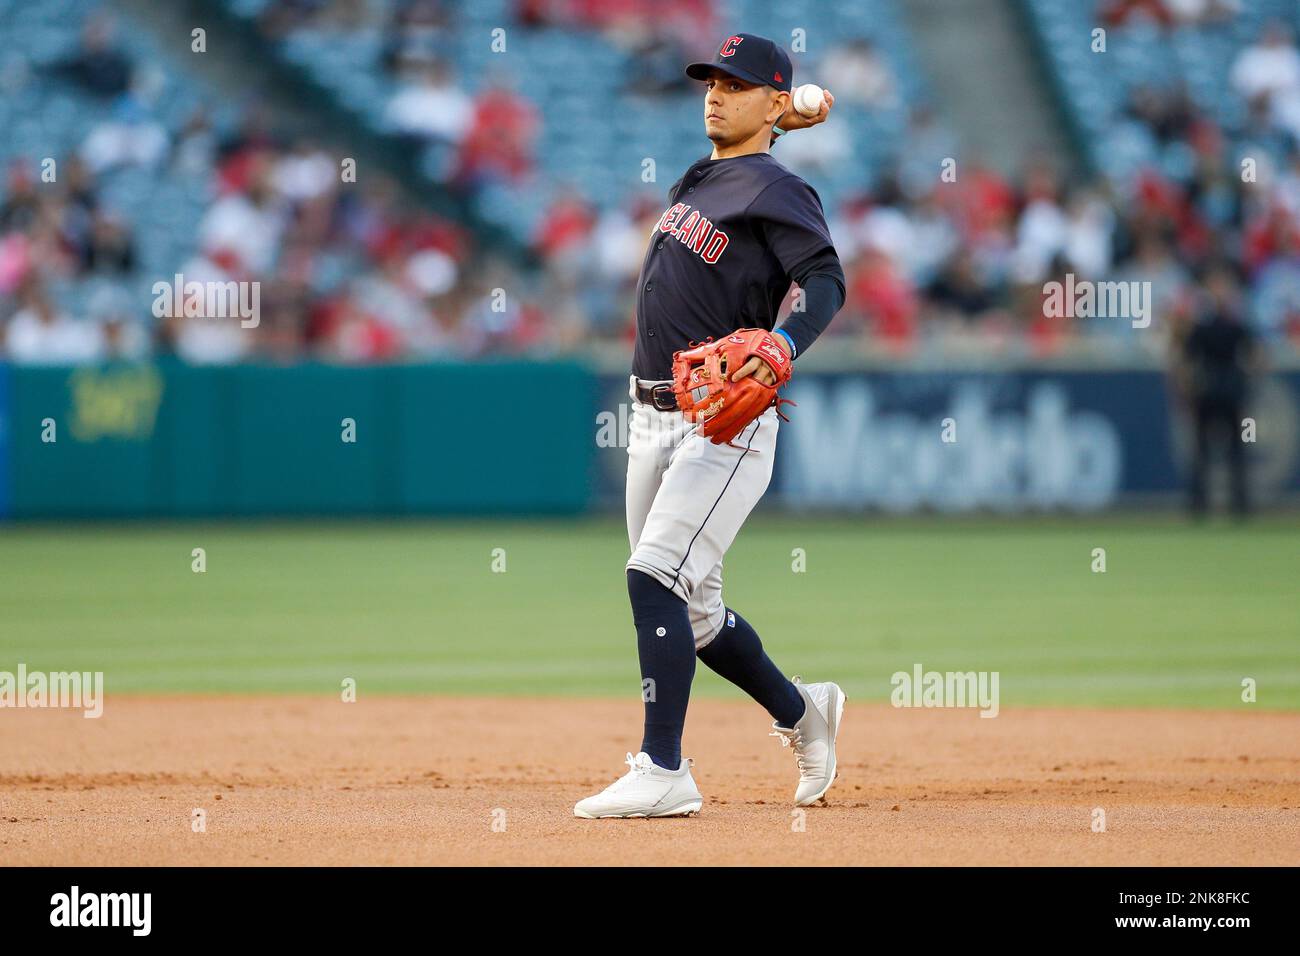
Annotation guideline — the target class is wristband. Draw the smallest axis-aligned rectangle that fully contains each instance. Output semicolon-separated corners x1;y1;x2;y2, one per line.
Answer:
774;328;797;359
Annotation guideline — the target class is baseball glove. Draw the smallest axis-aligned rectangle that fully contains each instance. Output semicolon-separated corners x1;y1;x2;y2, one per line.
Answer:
670;328;794;446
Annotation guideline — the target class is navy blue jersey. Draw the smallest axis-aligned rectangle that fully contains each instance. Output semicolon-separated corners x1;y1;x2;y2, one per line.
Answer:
632;152;841;380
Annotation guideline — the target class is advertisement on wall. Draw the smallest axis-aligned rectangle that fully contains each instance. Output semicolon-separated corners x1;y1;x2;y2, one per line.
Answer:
4;363;1297;518
777;372;1143;512
594;370;1300;512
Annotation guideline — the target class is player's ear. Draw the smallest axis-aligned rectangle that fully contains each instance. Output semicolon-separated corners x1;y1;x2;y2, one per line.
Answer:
768;90;791;125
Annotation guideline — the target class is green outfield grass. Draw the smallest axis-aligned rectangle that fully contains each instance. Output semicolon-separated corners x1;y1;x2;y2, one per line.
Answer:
1;517;1296;708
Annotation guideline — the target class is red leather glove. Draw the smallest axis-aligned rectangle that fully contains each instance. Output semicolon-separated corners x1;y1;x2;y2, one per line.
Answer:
670;328;793;446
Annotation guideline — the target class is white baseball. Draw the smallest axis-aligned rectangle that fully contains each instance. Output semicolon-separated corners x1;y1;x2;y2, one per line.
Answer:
793;84;825;118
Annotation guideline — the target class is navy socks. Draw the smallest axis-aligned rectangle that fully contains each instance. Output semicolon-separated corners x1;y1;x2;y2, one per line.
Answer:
627;570;695;770
698;608;805;728
627;571;805;768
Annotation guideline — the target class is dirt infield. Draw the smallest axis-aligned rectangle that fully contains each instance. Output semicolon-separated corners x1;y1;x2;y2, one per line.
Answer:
1;696;1297;866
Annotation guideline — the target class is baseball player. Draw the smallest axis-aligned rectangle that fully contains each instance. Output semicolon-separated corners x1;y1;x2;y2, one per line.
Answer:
575;34;848;818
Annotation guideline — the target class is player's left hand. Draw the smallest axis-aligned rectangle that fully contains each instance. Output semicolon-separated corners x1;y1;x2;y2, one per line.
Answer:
731;333;792;386
776;90;835;132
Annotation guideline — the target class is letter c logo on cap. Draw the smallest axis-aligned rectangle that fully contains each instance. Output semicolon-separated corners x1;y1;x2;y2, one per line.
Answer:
719;36;743;57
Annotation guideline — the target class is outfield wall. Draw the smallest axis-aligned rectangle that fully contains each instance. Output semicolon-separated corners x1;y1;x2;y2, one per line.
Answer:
0;361;595;519
1;361;1296;518
592;370;1300;513
594;368;1299;512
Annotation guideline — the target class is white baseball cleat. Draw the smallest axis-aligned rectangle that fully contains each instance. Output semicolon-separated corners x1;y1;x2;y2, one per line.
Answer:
573;752;703;819
770;678;846;806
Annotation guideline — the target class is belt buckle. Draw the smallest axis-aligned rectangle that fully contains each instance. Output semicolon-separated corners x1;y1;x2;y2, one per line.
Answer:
650;384;676;411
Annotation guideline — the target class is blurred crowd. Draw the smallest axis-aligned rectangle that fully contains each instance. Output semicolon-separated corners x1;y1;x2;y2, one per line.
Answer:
0;130;543;365
488;13;1300;361
2;5;1300;366
258;0;718;92
1099;0;1241;29
0;12;553;365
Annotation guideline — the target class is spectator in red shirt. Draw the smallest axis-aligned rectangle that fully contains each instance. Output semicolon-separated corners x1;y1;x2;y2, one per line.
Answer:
453;82;539;190
851;246;918;347
533;188;595;262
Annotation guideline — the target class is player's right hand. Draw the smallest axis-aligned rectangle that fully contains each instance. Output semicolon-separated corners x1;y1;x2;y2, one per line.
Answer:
776;90;834;132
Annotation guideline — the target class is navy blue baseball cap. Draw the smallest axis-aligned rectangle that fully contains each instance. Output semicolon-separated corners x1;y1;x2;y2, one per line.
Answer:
686;34;793;93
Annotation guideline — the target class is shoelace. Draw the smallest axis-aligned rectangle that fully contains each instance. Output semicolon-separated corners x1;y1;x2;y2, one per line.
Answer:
607;752;653;792
770;727;812;777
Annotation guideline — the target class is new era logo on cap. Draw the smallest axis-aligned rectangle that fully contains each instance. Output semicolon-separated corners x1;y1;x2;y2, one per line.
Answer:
685;33;793;93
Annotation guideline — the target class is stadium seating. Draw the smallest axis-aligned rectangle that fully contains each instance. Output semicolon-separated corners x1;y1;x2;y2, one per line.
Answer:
0;0;228;322
220;0;930;242
1;0;936;339
1022;0;1300;180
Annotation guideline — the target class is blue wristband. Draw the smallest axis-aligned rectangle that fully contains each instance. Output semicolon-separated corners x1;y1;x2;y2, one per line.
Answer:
774;328;797;359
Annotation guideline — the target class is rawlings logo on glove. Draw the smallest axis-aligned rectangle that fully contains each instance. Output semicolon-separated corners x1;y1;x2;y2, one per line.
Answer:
671;328;794;446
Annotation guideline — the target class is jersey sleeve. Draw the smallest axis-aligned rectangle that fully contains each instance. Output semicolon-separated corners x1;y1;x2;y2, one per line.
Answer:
747;175;837;283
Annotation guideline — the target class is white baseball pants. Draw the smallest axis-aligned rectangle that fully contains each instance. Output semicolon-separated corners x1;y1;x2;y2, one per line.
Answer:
624;376;780;649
